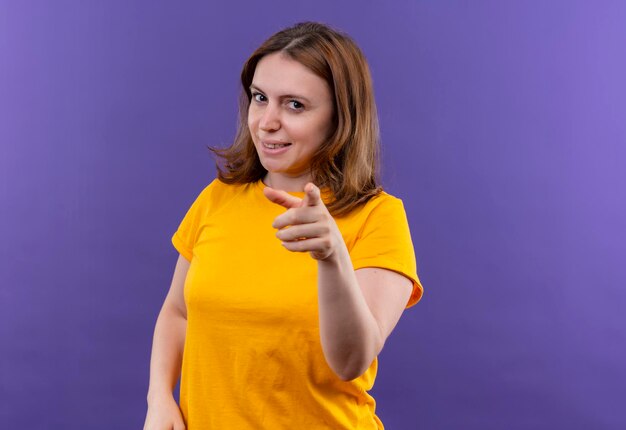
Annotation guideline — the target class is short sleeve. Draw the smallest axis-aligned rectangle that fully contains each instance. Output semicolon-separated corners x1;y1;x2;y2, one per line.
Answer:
171;181;216;262
350;196;423;308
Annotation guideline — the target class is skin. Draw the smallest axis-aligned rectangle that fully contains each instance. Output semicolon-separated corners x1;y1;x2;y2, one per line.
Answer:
251;52;413;380
145;255;189;430
248;52;335;192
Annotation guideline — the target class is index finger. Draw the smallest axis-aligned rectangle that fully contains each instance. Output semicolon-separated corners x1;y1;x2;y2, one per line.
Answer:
263;186;303;209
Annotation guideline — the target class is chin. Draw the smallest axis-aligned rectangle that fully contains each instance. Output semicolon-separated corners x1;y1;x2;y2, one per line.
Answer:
258;157;286;172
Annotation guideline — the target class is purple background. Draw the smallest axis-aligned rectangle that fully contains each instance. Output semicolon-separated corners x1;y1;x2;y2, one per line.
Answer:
1;1;625;429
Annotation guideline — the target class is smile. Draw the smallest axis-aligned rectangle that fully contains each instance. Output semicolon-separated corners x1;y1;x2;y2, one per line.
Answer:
262;141;292;149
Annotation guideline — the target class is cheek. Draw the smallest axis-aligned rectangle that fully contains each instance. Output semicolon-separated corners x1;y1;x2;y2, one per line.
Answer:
293;119;324;141
309;119;333;144
247;109;255;129
247;105;260;129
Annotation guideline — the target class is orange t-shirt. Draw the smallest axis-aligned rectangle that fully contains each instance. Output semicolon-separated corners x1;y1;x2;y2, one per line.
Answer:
171;178;423;429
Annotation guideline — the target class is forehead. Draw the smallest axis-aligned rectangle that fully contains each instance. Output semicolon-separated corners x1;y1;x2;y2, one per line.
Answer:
252;53;331;101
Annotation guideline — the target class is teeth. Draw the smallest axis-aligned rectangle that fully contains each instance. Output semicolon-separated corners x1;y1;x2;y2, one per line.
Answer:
265;143;290;149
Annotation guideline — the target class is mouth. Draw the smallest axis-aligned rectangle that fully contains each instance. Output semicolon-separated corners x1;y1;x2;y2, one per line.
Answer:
262;141;292;149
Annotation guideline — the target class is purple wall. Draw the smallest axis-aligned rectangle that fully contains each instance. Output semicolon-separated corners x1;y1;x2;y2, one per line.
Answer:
2;1;625;428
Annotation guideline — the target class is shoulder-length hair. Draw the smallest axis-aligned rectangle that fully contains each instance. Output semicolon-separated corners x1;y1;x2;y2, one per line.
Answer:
209;21;382;216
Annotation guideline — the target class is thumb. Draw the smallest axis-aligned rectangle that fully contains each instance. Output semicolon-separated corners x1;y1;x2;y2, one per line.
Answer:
302;183;321;207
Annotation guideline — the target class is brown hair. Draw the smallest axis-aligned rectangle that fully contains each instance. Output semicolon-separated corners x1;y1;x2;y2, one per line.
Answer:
209;21;382;216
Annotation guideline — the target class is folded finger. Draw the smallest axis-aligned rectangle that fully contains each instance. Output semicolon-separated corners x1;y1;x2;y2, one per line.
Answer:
280;237;328;253
272;207;320;229
276;224;326;242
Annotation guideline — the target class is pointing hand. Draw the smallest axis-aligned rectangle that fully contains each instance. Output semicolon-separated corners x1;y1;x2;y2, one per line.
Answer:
263;183;342;261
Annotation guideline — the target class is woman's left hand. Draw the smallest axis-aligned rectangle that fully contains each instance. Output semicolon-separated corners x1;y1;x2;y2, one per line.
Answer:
263;183;343;261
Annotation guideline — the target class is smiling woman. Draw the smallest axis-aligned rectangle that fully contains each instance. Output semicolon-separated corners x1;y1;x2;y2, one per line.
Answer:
210;21;382;217
144;21;424;430
248;52;335;190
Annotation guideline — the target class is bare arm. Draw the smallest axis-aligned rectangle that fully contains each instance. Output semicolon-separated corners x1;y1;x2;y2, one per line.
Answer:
264;183;413;381
146;254;190;402
317;255;412;380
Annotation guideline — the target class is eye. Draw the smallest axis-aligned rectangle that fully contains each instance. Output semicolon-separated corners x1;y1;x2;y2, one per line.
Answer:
288;100;304;111
252;92;266;103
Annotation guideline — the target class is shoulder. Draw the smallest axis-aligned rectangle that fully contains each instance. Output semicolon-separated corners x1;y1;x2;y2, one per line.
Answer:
195;178;249;204
335;190;409;236
189;178;261;218
351;190;407;222
365;190;404;210
186;178;246;213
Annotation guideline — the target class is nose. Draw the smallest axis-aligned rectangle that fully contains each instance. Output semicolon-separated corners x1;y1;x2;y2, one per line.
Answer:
258;102;281;132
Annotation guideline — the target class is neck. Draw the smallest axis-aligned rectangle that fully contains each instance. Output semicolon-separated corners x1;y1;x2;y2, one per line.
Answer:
263;172;312;192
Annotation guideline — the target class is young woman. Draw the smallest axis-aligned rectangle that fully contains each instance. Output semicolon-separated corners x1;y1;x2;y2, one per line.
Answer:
144;21;423;429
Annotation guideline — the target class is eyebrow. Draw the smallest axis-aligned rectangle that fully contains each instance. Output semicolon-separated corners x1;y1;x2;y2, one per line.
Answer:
249;84;312;104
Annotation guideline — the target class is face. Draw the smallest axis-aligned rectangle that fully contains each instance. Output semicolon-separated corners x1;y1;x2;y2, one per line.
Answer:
248;52;334;186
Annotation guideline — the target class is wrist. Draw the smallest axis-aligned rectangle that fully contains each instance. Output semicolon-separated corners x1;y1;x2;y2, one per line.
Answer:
318;240;351;268
147;387;174;405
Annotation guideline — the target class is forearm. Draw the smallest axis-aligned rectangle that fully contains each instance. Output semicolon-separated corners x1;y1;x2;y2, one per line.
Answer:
266;183;386;380
317;245;383;381
147;306;187;403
